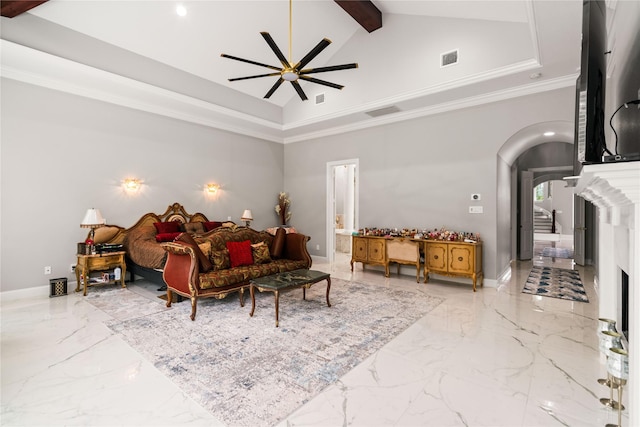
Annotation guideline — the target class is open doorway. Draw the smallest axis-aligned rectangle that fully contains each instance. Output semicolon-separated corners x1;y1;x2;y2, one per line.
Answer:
326;159;359;266
531;179;575;260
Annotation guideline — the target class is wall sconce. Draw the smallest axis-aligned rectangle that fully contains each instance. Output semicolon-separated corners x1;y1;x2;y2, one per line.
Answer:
123;178;141;192
205;183;220;195
241;209;253;227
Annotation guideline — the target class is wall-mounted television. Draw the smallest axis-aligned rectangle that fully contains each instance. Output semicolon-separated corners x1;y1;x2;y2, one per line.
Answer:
574;0;607;174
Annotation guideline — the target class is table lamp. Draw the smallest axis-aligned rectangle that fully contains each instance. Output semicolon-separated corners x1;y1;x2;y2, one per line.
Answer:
241;209;253;227
81;208;105;244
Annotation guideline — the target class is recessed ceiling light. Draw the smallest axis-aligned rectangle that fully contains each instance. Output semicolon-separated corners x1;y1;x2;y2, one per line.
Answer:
544;131;555;136
176;4;187;17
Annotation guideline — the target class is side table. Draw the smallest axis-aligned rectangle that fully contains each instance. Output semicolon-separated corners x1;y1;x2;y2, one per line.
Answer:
75;251;127;296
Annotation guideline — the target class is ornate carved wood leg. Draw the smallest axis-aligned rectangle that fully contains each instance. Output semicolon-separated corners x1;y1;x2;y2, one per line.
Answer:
472;273;477;292
274;290;280;327
190;296;197;321
239;287;245;307
249;285;256;317
326;277;331;307
166;289;173;308
303;286;306;300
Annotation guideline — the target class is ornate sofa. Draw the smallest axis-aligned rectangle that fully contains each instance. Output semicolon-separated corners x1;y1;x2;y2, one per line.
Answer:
162;226;312;320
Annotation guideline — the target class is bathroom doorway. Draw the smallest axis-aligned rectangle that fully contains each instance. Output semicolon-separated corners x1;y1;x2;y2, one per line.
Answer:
326;159;359;265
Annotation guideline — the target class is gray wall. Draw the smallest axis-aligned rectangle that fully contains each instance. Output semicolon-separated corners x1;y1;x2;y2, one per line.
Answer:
285;87;576;280
1;79;284;292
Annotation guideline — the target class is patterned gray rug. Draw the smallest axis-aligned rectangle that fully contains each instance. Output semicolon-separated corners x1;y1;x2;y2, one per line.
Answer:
86;278;444;426
522;266;588;302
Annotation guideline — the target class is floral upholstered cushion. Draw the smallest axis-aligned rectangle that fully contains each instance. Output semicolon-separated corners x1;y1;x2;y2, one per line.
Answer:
251;243;272;264
211;249;230;270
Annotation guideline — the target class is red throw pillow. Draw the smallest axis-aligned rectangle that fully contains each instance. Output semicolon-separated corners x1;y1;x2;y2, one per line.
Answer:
154;221;181;234
203;221;223;231
175;232;213;272
155;232;181;242
226;240;254;267
270;227;286;259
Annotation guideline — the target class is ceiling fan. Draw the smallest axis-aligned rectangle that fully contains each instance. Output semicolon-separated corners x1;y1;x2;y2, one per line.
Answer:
221;0;358;101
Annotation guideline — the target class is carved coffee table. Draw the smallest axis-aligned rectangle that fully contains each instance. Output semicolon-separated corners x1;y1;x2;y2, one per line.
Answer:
249;269;331;327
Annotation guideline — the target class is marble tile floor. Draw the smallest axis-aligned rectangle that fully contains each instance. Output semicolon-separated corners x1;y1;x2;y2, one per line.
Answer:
1;250;627;426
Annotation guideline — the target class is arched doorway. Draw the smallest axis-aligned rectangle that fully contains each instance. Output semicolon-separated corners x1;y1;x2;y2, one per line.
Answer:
495;120;582;277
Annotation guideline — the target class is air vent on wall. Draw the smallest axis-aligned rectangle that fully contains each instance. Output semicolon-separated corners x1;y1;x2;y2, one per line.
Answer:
315;93;325;105
365;105;401;117
441;49;459;67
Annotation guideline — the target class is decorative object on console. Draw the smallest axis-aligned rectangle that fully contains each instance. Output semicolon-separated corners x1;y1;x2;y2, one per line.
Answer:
275;192;291;225
80;208;105;245
123;178;141;193
241;209;253;227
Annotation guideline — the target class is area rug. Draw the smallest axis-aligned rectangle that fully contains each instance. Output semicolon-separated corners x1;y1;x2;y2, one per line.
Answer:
541;247;574;259
522;266;588;302
87;279;444;426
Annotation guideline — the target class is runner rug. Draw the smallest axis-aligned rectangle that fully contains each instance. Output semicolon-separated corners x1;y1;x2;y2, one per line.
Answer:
541;247;574;259
522;266;588;302
86;279;444;426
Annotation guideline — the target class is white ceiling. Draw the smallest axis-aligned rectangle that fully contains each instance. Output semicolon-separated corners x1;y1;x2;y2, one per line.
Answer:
1;0;583;142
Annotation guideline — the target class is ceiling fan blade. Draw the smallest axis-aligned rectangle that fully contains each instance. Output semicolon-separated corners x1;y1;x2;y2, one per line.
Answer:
298;75;344;90
264;78;285;99
290;81;308;101
293;38;331;70
229;72;282;82
261;32;290;68
221;54;282;72
299;63;359;75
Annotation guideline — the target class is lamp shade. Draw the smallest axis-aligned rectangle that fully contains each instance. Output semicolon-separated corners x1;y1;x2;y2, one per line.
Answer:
241;209;253;221
80;208;105;228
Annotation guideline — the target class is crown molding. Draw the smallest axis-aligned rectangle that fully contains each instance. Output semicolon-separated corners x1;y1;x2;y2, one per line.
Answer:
2;40;576;146
283;74;578;144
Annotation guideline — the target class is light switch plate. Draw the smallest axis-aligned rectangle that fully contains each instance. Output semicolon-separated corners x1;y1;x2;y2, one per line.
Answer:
469;206;483;214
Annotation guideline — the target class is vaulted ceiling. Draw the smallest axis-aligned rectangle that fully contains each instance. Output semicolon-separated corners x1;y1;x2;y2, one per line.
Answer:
1;1;582;143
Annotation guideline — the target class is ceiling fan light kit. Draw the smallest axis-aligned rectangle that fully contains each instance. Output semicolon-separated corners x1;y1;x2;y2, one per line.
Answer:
221;0;358;101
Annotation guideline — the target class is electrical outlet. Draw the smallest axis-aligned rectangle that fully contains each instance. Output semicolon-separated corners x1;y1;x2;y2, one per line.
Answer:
227;216;232;221
316;244;320;251
44;266;52;275
70;264;76;273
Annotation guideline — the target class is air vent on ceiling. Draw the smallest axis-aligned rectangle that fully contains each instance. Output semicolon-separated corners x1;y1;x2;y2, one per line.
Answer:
441;49;459;67
315;93;325;105
365;105;401;117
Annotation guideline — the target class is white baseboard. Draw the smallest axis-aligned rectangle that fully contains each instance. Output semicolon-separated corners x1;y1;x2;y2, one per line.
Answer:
0;281;79;304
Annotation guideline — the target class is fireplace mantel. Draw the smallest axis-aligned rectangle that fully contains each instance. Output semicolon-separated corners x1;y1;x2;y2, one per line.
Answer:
575;161;639;425
575;163;640;227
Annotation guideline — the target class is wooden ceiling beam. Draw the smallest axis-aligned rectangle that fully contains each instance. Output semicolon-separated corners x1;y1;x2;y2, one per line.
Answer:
334;0;382;33
1;0;48;18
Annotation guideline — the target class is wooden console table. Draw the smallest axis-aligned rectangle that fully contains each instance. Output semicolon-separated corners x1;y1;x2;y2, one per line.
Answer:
350;235;483;291
424;240;483;291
